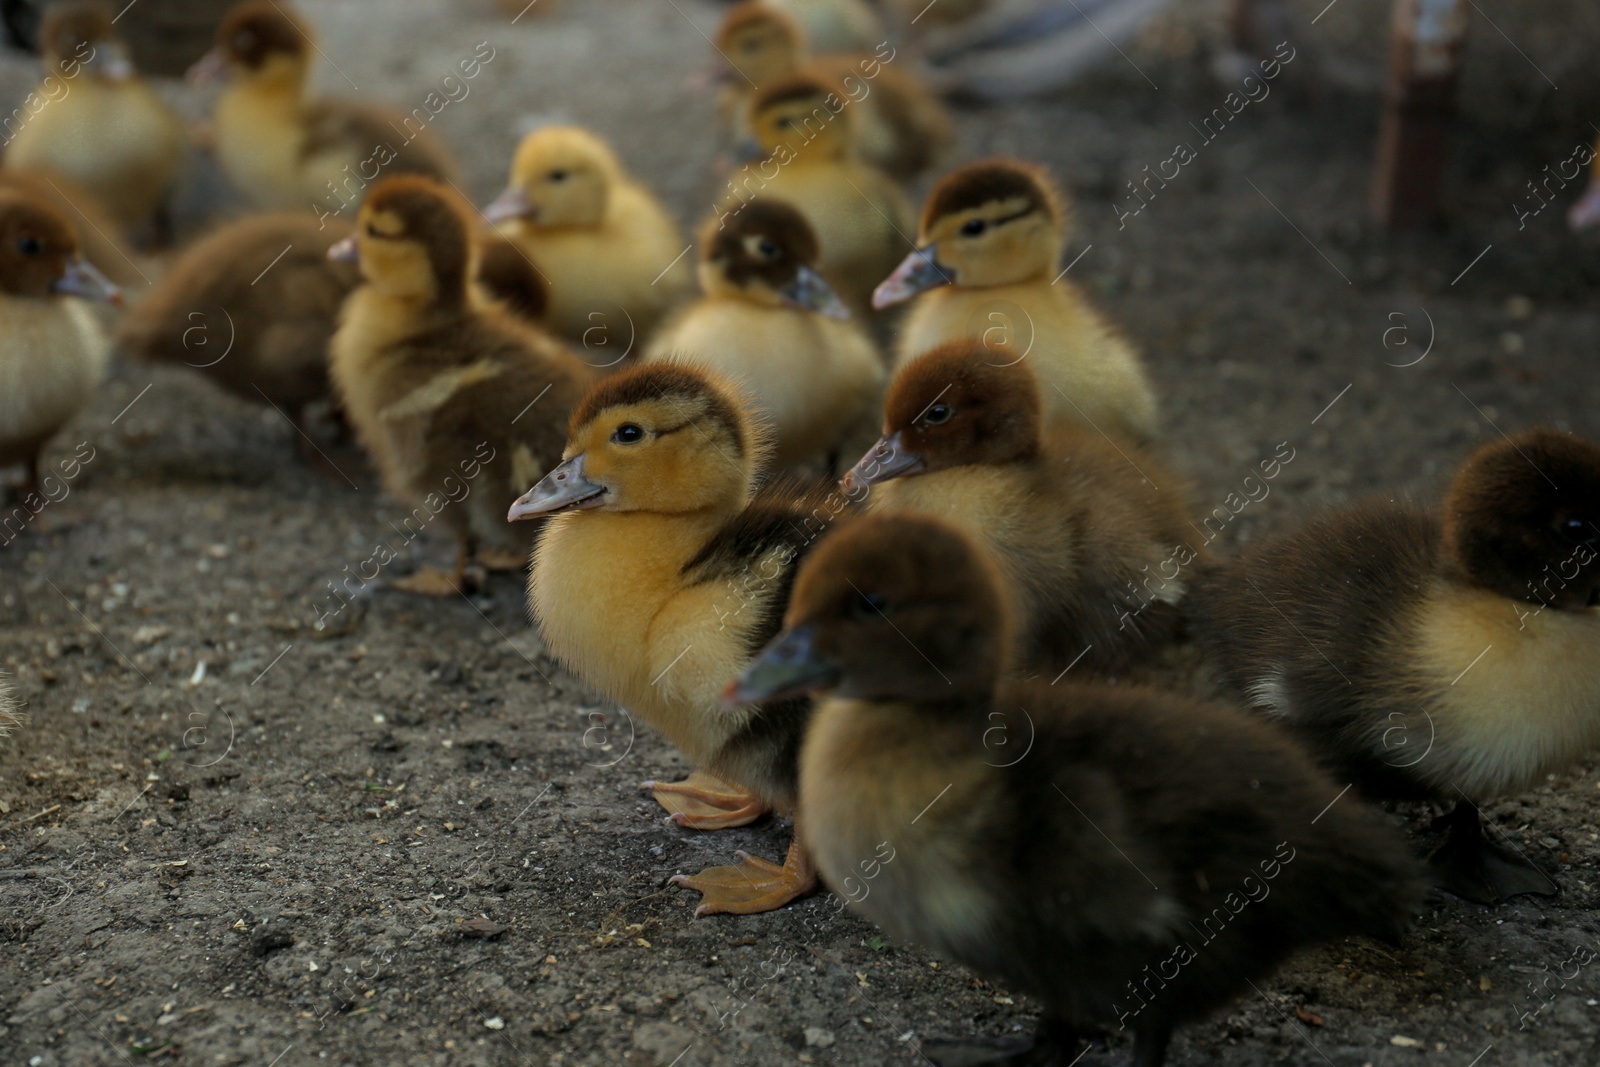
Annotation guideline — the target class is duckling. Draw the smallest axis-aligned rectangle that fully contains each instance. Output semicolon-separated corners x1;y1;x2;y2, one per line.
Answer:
484;125;691;347
719;74;913;313
645;199;882;472
328;176;593;595
3;1;185;233
0;168;144;288
730;513;1422;1067
1186;428;1600;905
875;159;1159;444
190;1;458;212
713;2;952;181
761;0;884;53
508;363;857;914
843;339;1192;676
0;190;118;502
475;233;548;325
114;211;360;462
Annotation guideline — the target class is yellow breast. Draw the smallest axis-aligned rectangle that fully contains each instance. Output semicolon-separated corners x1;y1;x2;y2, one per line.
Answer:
0;295;108;450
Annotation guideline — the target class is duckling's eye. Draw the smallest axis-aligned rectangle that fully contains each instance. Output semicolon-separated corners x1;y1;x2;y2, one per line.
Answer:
547;170;568;183
850;592;889;617
1560;517;1595;543
16;236;40;255
777;118;794;130
921;403;954;426
756;239;779;258
365;223;379;237
611;423;645;445
960;219;987;237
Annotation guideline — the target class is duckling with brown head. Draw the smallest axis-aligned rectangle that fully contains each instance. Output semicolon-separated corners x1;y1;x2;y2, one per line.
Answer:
1187;428;1600;904
510;363;856;913
327;176;592;595
876;159;1158;444
733;514;1422;1066
844;339;1194;676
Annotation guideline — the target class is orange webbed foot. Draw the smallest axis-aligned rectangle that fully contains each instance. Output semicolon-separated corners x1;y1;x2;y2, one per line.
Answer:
643;770;772;830
475;547;528;572
390;566;463;597
669;838;818;916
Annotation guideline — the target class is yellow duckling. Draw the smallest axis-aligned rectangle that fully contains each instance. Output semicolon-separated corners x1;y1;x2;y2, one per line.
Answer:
189;1;459;213
875;158;1159;444
484;125;692;350
0;191;119;502
3;1;185;233
645;199;882;472
718;74;913;313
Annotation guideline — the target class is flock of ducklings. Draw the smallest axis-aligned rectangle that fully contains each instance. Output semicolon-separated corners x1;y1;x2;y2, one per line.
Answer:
2;1;1599;1063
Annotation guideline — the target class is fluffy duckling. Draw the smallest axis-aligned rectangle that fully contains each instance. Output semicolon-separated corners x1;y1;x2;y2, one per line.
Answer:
484;125;692;347
875;159;1158;443
117;213;360;444
713;2;952;181
720;74;913;313
844;340;1192;676
508;363;855;914
328;176;593;595
0;191;118;501
731;514;1422;1067
190;1;458;212
0;168;143;287
645;200;881;472
1187;429;1600;905
3;1;185;232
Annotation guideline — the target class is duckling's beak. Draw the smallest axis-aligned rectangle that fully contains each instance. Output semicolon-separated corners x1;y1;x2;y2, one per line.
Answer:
186;47;230;87
53;258;121;305
872;246;951;309
724;625;839;706
87;41;136;82
684;62;734;92
1569;180;1600;230
484;186;536;224
779;265;850;320
326;235;359;264
730;138;766;166
507;454;607;520
841;432;923;491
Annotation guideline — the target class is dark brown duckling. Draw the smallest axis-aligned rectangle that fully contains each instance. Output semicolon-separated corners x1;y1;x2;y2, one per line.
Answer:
844;339;1194;677
1186;428;1600;905
731;513;1423;1067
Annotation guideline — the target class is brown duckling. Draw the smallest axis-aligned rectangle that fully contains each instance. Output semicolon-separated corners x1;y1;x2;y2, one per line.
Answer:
712;2;952;181
484;125;691;348
3;1;186;232
508;363;857;914
116;212;360;447
0;190;118;501
731;513;1422;1067
1187;428;1600;905
843;339;1193;676
645;199;882;472
190;1;458;213
0;167;144;288
327;176;592;595
718;74;913;314
875;159;1158;443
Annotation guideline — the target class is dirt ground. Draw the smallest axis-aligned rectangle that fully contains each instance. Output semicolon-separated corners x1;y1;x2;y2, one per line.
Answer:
5;1;1600;1065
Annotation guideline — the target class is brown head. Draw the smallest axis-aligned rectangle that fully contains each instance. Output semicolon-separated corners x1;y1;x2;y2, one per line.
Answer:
1443;428;1600;609
38;2;131;78
0;191;119;303
696;199;846;317
190;0;310;86
844;340;1041;489
745;75;852;162
507;363;764;520
874;160;1066;307
714;2;806;87
728;514;1011;707
330;176;474;306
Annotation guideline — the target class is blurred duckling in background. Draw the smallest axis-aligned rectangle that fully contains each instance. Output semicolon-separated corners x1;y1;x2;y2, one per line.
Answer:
328;176;593;594
844;340;1191;676
116;213;360;452
760;0;884;53
645;200;881;472
190;1;458;212
732;514;1422;1067
712;2;952;181
0;190;119;502
3;1;185;235
0;167;144;287
1187;428;1600;905
875;159;1158;443
721;74;912;313
485;125;692;349
509;364;850;914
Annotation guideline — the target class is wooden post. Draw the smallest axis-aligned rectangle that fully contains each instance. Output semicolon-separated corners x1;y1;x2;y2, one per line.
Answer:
1370;0;1469;228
